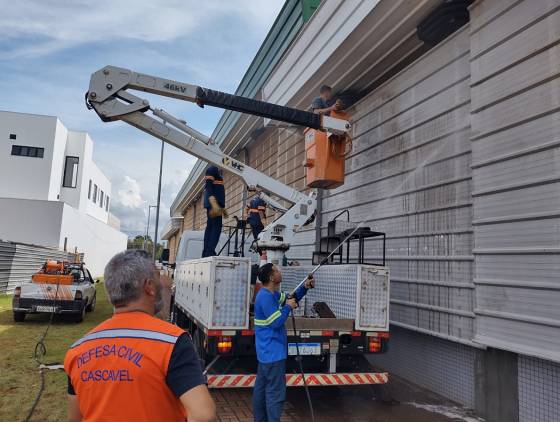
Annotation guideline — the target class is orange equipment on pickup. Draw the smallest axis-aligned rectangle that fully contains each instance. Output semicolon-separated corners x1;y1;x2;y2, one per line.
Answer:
304;110;352;189
31;260;73;285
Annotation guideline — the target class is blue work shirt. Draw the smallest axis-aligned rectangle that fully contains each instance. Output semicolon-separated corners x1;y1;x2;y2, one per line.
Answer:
203;166;225;209
254;284;308;363
311;96;331;113
247;196;266;226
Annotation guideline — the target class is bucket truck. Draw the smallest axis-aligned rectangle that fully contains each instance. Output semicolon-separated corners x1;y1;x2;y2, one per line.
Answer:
86;66;390;387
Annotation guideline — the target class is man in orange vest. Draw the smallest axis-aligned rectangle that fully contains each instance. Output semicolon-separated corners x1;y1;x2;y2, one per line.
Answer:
64;250;216;422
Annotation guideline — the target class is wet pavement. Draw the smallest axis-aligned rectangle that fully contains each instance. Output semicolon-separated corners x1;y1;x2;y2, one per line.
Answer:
212;373;483;422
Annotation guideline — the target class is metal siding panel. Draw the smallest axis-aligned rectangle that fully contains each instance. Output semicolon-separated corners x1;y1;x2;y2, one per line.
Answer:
470;0;560;58
471;0;560;362
0;241;76;294
471;7;560;84
321;29;473;342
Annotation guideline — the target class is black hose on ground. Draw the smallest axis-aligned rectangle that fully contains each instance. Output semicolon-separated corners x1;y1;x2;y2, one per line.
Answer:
24;282;62;422
290;310;315;422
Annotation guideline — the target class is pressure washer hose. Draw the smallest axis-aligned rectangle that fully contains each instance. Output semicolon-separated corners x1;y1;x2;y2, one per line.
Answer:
287;222;365;421
290;309;315;422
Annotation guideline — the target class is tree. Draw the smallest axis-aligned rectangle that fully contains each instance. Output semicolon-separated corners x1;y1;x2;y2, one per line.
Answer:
127;235;165;260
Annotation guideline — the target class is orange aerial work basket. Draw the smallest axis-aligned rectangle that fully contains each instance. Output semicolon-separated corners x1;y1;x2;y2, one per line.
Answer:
304;111;351;190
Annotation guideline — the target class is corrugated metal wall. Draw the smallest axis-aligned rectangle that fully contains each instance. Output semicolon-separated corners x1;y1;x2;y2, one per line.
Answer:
0;240;75;294
469;0;560;362
321;26;475;343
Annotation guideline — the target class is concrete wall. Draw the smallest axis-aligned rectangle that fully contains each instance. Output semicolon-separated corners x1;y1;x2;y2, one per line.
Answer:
0;111;112;224
0;111;62;201
0;197;64;247
0;197;126;277
59;204;127;276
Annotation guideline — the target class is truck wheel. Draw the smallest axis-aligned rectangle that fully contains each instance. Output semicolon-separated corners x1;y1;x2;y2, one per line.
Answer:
13;311;26;322
86;294;96;312
74;304;86;323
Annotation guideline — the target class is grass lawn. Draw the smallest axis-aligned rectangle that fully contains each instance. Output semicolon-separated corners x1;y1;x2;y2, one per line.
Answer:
0;283;113;421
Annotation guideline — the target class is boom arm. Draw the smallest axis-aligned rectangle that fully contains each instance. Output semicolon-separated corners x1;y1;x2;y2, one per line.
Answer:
86;66;351;246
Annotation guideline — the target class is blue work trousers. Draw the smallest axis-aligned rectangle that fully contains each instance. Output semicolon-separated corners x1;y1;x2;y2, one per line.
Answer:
253;360;286;422
202;211;222;257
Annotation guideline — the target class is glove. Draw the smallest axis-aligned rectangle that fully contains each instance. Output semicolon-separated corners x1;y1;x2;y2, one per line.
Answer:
208;196;222;218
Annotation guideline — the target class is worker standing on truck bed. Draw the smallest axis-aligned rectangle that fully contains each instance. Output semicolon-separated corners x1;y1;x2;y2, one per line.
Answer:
246;194;267;240
64;250;216;422
253;263;314;422
202;165;227;257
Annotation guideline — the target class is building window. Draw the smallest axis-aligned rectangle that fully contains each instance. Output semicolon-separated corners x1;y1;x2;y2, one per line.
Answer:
11;145;44;158
106;196;110;211
9;134;16;140
62;156;79;188
93;184;98;203
88;180;92;199
100;190;104;208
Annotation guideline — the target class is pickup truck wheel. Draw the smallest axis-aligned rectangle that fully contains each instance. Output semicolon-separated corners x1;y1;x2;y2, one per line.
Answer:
86;293;96;312
13;311;26;322
74;304;86;323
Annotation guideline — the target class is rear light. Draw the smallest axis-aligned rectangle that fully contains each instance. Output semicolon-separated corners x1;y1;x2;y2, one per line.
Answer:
207;330;222;337
322;330;334;337
351;331;362;337
378;332;390;338
14;287;21;297
217;336;232;354
75;290;82;300
368;337;381;353
241;330;254;336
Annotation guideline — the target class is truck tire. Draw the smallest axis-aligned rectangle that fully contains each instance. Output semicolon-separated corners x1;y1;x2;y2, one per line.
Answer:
13;311;26;322
86;293;96;312
74;304;86;323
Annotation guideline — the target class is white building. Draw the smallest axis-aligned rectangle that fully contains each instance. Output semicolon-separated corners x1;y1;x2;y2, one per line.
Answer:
0;110;127;276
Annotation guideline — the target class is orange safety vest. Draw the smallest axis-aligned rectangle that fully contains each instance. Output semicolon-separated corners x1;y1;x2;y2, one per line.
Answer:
64;311;188;422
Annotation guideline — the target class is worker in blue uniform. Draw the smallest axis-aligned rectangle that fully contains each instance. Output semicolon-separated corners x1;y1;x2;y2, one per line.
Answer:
202;165;227;257
246;195;267;240
253;263;314;422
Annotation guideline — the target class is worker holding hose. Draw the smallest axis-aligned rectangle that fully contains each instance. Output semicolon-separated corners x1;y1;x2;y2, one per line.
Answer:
253;263;314;422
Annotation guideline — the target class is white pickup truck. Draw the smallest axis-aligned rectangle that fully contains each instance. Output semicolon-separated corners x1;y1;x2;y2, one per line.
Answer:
12;261;97;323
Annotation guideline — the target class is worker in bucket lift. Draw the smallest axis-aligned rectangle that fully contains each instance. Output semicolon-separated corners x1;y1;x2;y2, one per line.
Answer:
202;165;227;257
253;263;314;422
311;84;344;116
246;194;267;240
64;250;216;422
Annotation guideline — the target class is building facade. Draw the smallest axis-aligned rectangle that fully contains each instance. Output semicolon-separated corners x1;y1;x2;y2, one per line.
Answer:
165;1;560;421
0;110;128;276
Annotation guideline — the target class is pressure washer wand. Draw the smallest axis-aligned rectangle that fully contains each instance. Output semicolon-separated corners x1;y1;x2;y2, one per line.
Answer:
289;221;364;296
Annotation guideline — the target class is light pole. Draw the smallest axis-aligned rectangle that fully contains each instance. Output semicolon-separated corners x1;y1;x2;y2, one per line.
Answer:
153;140;164;260
145;205;157;251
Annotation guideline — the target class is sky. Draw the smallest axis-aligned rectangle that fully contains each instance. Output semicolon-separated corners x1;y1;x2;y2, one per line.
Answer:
0;0;284;240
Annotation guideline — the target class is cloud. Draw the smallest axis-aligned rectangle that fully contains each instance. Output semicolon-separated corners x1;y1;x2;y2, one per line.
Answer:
116;176;144;208
0;0;284;239
0;0;283;58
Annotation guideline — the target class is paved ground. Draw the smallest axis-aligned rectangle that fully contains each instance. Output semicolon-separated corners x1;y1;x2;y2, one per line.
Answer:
211;374;482;422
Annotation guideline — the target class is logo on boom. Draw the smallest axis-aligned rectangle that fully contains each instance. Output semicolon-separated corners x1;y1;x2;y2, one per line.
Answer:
222;157;244;171
164;83;188;94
